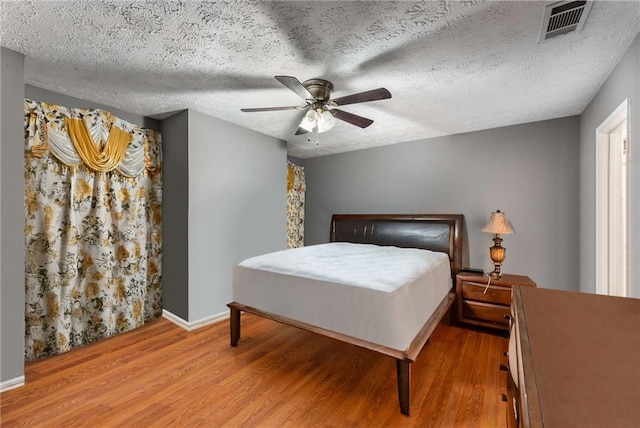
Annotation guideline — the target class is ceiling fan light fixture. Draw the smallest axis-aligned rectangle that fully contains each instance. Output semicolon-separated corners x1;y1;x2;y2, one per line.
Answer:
316;109;336;133
300;109;318;132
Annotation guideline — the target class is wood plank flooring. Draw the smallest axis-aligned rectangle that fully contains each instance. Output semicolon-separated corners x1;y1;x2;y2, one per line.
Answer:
0;313;508;427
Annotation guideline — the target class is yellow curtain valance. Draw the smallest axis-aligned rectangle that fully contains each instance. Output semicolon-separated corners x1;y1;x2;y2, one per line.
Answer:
64;118;132;173
287;165;295;192
25;100;159;178
287;162;305;192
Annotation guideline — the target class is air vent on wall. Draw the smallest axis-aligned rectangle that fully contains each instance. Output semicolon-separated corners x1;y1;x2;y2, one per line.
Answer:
539;1;594;42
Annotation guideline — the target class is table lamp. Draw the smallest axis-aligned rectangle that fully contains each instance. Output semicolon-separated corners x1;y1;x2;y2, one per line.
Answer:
482;210;515;279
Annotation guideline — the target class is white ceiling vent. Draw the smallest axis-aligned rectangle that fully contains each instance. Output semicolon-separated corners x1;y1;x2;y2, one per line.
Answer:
539;1;594;42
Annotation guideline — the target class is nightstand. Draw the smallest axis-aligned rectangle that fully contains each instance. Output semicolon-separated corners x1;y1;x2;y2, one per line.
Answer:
456;273;536;331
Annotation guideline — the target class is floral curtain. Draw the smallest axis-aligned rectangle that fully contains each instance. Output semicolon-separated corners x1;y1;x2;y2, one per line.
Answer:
24;99;162;361
287;161;305;248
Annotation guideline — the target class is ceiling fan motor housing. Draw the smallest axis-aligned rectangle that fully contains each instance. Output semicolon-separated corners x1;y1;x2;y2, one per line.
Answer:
302;79;334;103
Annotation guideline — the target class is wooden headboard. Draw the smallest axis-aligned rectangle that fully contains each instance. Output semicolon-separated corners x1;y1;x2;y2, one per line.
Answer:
330;214;464;277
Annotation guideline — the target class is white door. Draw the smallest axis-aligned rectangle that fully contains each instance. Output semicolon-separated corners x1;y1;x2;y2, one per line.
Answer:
596;99;629;297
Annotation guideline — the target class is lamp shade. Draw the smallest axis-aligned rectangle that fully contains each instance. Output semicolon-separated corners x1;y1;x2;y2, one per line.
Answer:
482;210;515;234
316;109;336;133
299;109;318;132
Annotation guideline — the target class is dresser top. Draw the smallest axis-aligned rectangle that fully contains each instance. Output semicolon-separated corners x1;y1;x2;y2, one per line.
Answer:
517;287;640;427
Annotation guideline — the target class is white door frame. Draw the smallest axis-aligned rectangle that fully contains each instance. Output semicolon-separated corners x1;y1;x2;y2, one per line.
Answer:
595;98;629;296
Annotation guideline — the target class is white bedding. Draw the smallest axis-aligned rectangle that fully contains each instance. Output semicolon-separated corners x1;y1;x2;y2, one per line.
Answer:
233;242;452;352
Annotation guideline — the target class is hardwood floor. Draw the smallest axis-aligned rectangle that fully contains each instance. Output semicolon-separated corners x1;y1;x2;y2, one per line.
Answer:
1;313;507;427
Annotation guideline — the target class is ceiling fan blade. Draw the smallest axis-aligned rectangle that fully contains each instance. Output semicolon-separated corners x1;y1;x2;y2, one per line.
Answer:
275;76;315;101
332;109;374;128
292;108;313;135
331;88;391;106
241;106;306;112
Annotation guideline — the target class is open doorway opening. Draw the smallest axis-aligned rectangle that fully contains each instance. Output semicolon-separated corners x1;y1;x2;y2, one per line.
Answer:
596;99;629;297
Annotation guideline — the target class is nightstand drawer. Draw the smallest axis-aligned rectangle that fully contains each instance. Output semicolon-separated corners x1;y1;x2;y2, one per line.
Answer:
462;301;510;327
461;281;511;305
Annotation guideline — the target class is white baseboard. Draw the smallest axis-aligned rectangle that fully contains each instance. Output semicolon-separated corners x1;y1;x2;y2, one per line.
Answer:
162;309;229;331
0;376;25;393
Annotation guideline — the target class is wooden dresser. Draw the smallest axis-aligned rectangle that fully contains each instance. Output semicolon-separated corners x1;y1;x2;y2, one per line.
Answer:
456;273;536;331
507;286;640;427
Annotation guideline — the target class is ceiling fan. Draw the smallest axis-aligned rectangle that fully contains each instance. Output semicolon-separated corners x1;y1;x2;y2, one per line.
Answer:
241;76;391;135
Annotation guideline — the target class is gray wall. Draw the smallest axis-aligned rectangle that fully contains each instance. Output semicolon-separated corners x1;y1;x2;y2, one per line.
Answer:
303;117;580;291
160;111;189;320
187;110;287;321
580;34;640;297
24;85;160;131
0;47;26;385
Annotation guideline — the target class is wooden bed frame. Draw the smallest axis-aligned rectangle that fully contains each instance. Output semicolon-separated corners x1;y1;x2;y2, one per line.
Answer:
228;214;464;416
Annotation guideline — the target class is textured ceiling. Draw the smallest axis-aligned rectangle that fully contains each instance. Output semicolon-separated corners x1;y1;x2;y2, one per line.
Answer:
1;1;639;158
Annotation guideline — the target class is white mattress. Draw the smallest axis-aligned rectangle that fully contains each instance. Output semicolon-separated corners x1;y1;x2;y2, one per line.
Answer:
233;242;452;352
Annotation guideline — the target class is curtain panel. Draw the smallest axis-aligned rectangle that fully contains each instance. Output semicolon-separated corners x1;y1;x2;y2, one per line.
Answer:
23;99;163;361
286;161;305;249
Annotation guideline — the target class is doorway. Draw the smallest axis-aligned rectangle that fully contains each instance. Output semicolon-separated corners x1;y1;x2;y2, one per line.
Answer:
596;99;629;297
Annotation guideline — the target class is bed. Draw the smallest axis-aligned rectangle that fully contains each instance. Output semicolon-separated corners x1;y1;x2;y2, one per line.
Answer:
228;214;464;415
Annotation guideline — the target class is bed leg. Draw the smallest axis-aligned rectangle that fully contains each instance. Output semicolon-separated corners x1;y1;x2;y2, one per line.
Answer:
230;307;241;347
396;359;411;416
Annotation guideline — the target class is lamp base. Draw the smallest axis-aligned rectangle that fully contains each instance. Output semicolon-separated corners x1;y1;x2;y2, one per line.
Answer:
489;267;502;279
488;235;506;280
